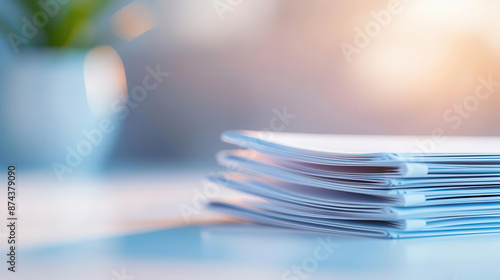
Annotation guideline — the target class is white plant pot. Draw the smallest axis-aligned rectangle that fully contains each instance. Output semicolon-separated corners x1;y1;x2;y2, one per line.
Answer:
0;47;127;181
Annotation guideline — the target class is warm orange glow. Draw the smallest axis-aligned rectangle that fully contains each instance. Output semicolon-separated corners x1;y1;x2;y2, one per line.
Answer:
349;0;500;102
112;2;157;42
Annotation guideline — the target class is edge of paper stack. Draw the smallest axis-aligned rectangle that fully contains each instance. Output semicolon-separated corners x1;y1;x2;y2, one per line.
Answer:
207;130;500;238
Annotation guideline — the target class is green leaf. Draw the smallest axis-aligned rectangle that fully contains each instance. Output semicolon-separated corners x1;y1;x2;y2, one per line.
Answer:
52;0;113;48
6;0;113;48
17;0;40;16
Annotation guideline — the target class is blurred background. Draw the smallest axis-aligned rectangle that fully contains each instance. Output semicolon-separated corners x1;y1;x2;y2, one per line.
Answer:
1;1;500;279
1;0;500;173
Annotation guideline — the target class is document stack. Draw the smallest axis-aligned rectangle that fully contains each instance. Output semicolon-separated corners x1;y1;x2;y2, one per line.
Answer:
208;130;500;238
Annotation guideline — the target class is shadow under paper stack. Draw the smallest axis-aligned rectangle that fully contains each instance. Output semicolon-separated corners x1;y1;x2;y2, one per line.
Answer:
207;130;500;238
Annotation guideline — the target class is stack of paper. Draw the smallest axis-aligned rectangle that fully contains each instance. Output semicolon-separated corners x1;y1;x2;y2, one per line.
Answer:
207;130;500;238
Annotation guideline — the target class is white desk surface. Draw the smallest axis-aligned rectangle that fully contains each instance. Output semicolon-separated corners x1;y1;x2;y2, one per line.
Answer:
3;168;500;280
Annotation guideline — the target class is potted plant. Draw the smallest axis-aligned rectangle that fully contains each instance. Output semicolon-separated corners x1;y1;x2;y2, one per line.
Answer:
0;0;127;182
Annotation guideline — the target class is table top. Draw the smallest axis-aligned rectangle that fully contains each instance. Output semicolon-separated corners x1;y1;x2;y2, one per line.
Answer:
4;168;500;280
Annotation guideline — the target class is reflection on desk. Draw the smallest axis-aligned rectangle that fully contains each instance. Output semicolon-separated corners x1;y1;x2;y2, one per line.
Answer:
16;223;500;280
